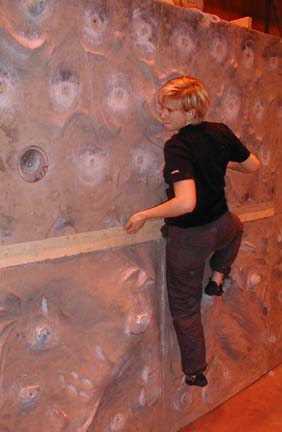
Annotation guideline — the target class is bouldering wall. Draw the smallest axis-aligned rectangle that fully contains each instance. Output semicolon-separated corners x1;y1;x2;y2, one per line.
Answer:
0;1;282;431
0;245;164;431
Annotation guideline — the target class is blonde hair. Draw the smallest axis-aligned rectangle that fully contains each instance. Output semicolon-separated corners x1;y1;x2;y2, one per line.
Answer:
158;76;211;120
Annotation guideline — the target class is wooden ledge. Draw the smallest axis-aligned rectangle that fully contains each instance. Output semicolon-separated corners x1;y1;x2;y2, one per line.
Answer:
231;16;253;29
0;205;275;269
235;204;274;223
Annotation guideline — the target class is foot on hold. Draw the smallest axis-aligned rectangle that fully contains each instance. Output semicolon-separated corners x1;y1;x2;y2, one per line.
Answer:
185;372;208;387
205;279;224;296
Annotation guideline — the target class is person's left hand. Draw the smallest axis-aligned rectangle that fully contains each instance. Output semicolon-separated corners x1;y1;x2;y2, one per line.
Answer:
124;212;147;234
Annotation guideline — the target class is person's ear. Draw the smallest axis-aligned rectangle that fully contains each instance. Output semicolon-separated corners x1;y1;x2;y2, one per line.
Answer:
186;108;196;121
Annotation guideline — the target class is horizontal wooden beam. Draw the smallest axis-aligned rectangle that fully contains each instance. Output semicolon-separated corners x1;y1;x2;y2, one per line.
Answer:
236;205;274;223
159;0;175;4
0;206;275;269
231;16;253;29
0;221;163;270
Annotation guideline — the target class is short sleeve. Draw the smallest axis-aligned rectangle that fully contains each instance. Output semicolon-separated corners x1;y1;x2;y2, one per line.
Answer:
222;124;250;162
163;138;195;184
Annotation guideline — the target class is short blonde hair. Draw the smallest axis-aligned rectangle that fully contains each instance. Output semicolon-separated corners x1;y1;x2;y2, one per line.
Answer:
158;76;211;120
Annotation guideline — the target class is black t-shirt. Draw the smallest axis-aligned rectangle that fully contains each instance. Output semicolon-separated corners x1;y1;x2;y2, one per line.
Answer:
163;121;250;228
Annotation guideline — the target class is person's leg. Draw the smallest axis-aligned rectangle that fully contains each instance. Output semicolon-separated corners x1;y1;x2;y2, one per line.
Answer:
210;271;224;286
205;212;243;295
165;224;216;379
167;266;207;375
205;270;225;296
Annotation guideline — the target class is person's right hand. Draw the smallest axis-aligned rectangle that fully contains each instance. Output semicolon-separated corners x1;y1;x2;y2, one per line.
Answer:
124;212;147;234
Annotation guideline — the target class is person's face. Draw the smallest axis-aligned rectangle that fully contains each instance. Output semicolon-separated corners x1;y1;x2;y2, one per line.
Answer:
158;97;191;132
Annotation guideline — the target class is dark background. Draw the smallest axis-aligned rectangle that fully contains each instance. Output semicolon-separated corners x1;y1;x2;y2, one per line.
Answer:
203;0;282;37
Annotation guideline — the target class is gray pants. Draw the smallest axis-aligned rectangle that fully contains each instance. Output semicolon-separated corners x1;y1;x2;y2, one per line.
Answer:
164;211;243;375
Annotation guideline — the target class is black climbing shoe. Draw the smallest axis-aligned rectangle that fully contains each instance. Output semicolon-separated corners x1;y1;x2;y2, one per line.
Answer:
185;373;208;387
205;279;224;296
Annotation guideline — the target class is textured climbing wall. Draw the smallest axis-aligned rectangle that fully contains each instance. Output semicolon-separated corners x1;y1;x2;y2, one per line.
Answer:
0;1;282;431
0;245;164;431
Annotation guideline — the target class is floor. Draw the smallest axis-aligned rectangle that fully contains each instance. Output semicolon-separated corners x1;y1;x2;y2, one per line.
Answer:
180;364;282;432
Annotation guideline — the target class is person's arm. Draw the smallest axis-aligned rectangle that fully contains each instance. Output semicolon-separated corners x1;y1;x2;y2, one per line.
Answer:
227;153;260;173
124;179;196;234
